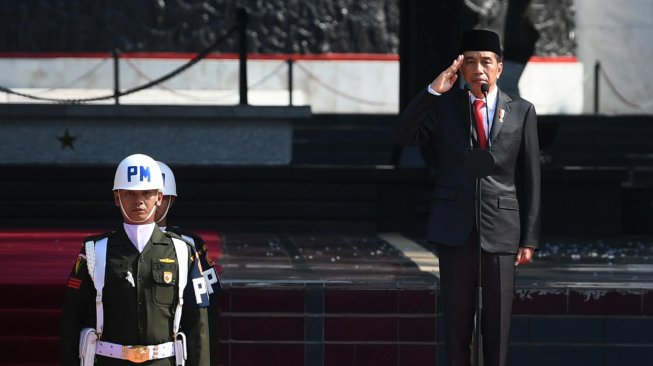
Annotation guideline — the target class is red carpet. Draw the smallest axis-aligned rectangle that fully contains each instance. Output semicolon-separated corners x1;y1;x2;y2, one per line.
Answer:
0;229;103;285
0;228;222;366
0;228;222;284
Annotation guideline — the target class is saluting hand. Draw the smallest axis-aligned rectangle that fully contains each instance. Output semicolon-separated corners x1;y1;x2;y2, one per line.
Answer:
430;55;464;94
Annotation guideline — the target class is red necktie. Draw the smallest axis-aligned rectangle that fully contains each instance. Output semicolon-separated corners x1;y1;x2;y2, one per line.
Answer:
473;99;487;149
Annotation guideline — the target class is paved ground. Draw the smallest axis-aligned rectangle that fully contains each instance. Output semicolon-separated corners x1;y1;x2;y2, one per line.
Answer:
218;231;653;290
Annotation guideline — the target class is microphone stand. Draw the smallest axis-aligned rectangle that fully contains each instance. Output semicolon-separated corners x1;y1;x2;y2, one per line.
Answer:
464;84;494;366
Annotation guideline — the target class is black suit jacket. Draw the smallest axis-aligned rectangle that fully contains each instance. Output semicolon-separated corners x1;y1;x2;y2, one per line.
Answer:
395;87;540;253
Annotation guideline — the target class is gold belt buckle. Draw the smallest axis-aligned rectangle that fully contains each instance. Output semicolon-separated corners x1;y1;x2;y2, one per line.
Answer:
123;345;149;363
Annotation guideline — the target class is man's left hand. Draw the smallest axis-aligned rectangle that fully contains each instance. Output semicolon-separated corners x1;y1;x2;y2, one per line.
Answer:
515;247;535;266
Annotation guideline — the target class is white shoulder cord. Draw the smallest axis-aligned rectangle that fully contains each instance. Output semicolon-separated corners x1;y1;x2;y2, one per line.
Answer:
85;238;108;338
171;238;188;335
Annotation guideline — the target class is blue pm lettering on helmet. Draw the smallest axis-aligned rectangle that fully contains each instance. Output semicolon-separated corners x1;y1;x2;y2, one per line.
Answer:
127;165;152;182
162;173;166;186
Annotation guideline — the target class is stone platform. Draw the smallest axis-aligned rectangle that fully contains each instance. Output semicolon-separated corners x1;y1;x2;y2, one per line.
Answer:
217;232;653;366
0;104;309;166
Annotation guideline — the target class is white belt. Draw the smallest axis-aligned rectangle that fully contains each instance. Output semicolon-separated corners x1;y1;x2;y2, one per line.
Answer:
96;340;175;363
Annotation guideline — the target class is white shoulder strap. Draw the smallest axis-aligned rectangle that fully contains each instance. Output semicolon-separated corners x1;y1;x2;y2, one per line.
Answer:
85;237;108;336
171;237;188;334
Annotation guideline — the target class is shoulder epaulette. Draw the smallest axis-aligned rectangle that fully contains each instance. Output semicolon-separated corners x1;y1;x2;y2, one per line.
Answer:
83;230;116;243
166;226;205;245
164;231;194;247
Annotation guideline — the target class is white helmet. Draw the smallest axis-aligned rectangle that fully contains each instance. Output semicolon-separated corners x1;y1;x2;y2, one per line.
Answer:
156;161;177;197
113;154;164;191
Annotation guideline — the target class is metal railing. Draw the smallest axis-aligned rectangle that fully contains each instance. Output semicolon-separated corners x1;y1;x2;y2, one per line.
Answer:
0;6;394;109
0;8;248;105
593;60;652;114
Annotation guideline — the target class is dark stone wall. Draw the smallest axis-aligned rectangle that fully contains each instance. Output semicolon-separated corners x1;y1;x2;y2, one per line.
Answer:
464;0;577;58
529;0;577;57
0;0;399;53
0;0;573;56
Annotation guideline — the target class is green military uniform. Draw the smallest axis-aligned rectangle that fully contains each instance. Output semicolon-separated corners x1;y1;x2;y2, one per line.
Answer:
165;226;221;366
60;226;209;365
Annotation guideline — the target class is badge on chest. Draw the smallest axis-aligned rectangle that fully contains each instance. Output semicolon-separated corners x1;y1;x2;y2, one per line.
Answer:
163;271;173;284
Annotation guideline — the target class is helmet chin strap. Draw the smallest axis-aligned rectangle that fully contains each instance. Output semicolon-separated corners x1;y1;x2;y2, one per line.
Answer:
118;193;157;224
156;198;171;224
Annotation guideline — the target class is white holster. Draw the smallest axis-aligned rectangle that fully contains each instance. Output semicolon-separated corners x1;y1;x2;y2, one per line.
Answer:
79;327;98;366
174;332;187;366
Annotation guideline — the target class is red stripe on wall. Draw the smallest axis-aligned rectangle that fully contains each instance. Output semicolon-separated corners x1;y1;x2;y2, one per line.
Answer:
0;52;576;63
0;52;400;62
528;56;577;63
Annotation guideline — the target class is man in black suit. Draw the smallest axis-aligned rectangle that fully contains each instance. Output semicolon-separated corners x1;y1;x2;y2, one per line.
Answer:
394;29;540;366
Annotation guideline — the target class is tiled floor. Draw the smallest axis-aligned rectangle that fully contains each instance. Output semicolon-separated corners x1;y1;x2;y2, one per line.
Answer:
216;232;653;366
218;232;653;291
219;233;437;286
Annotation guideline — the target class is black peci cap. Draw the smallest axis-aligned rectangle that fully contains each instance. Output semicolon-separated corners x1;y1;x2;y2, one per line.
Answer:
459;29;502;56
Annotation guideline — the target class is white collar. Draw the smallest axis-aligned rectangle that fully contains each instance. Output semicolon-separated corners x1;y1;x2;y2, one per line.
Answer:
469;86;498;111
123;222;156;253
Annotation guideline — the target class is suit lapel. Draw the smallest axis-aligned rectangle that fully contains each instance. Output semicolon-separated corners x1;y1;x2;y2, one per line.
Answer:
489;89;511;143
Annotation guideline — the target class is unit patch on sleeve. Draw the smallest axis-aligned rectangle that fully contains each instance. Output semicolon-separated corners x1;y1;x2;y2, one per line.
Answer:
67;277;82;290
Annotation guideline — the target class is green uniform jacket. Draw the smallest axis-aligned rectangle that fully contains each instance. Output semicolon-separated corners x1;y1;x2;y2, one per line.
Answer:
60;226;209;365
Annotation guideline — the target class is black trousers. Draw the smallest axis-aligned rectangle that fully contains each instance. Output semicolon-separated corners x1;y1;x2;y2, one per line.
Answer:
436;231;516;366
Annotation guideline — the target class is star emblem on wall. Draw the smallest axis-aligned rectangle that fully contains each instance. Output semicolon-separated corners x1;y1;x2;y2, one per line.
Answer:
57;129;77;150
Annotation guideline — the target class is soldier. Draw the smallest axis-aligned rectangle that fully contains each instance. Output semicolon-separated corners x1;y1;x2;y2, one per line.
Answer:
155;161;221;366
60;153;210;365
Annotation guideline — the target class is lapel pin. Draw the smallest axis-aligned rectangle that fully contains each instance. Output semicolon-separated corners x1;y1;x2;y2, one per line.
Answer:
498;108;505;123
